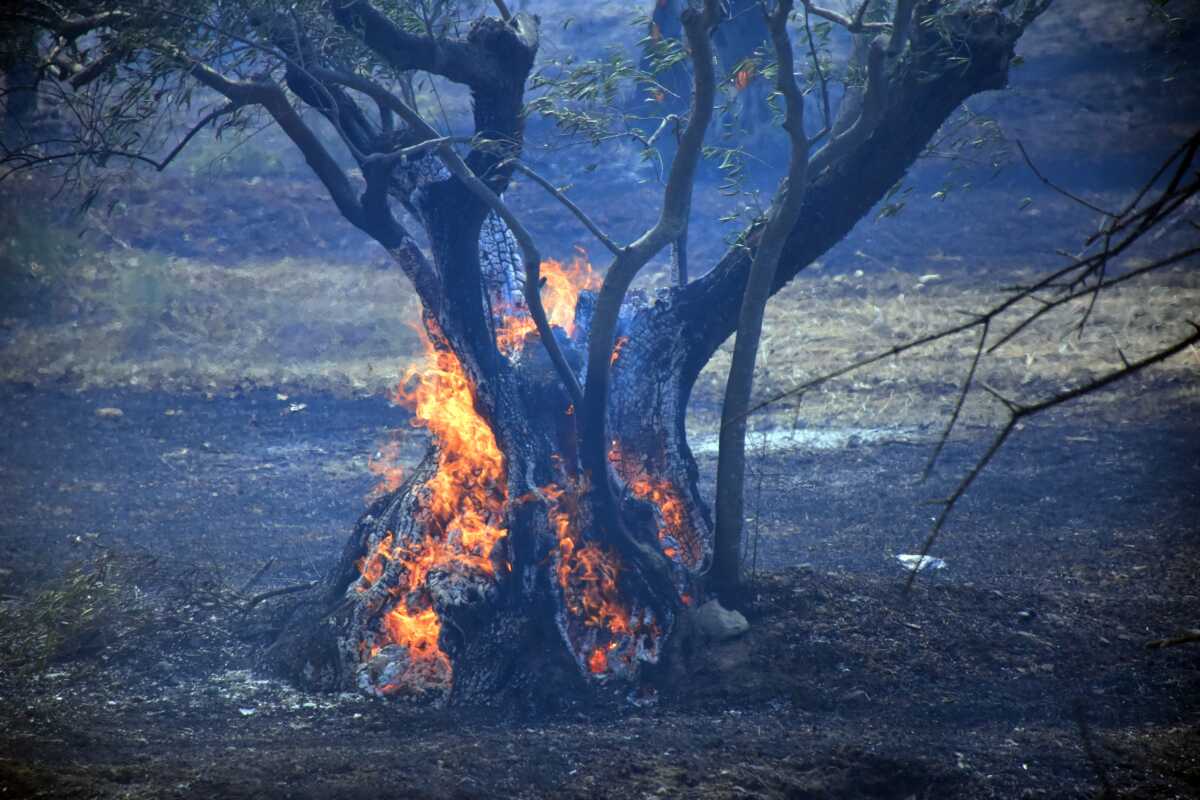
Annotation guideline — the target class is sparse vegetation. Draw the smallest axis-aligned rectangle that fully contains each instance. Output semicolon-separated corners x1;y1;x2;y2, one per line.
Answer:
0;546;154;671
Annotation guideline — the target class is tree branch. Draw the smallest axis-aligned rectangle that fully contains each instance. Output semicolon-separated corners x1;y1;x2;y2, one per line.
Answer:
1016;140;1116;217
676;3;1049;386
578;0;724;616
800;0;890;32
711;0;811;599
502;159;621;256
328;0;530;91
441;146;586;407
904;323;1200;591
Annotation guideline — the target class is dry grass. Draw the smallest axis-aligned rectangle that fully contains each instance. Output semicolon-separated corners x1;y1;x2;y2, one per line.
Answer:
2;228;1195;433
695;264;1200;433
1;247;422;395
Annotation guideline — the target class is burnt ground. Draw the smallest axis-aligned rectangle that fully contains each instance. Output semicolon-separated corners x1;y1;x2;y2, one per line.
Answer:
0;385;1197;799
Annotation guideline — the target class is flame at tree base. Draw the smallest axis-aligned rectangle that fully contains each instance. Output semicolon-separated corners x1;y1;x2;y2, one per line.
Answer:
347;255;695;697
350;323;508;698
545;478;663;680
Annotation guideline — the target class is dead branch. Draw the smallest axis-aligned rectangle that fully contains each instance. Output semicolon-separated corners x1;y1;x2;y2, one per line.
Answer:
243;581;319;612
444;143;586;406
802;6;832;139
922;321;988;480
328;0;536;92
1016;140;1116;218
743;129;1200;422
502;159;622;255
491;0;514;23
904;323;1200;591
578;0;723;615
1146;630;1200;650
238;558;277;595
805;0;916;176
800;0;890;33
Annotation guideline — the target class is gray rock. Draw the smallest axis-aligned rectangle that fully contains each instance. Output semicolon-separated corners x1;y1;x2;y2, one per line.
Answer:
694;600;750;641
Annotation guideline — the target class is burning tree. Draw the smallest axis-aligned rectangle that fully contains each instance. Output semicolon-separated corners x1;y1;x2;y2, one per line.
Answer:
12;0;1179;706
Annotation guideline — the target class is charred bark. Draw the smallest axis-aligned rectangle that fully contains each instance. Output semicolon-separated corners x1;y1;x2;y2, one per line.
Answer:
264;305;709;709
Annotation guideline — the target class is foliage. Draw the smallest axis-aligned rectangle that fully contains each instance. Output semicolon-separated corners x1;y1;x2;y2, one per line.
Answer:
0;547;156;672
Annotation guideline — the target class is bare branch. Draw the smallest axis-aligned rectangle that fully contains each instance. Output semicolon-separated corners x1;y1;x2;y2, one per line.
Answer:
575;0;725;616
329;0;536;91
441;145;585;407
905;324;1200;591
1016;140;1116;217
152;101;243;172
806;0;917;175
67;46;128;89
803;6;832;139
989;243;1200;353
1146;630;1200;650
922;321;988;480
807;29;886;174
800;0;889;33
491;0;513;23
502;159;621;256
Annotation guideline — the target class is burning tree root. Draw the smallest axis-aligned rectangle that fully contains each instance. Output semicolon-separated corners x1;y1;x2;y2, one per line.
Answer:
260;263;717;707
259;441;707;709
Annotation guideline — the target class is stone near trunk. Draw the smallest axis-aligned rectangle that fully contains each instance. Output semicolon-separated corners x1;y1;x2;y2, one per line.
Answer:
694;600;749;641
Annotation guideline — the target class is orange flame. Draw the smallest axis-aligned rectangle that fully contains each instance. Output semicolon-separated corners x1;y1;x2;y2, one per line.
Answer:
366;440;405;501
611;336;629;366
543;480;661;677
356;532;394;591
735;65;755;92
393;328;508;563
380;606;448;670
357;325;511;691
611;444;702;568
547;486;630;624
495;253;600;356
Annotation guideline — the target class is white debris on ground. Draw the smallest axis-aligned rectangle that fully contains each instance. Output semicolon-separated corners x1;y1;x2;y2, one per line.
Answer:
690;426;922;455
896;554;947;572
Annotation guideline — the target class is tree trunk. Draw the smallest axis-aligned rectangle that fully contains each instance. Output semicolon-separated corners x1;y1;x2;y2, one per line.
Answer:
258;2;1041;709
262;262;712;709
0;25;40;134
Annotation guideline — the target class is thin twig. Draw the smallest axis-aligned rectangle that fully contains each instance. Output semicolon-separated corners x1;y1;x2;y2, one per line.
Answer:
799;0;889;32
904;324;1200;592
1146;630;1200;649
803;6;831;140
242;581;318;611
503;159;621;255
1016;140;1115;217
237;557;277;595
922;320;988;480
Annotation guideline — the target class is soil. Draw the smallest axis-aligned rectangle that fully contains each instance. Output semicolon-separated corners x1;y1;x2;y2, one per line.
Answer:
1;385;1197;799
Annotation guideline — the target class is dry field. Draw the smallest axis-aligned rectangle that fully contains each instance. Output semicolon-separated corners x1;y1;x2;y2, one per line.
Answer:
3;230;1196;437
